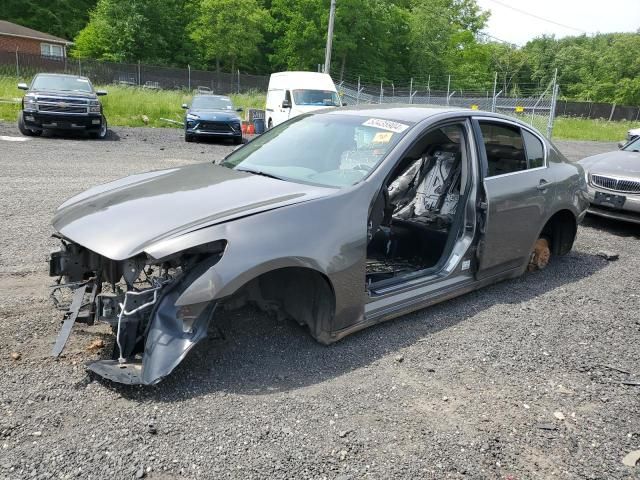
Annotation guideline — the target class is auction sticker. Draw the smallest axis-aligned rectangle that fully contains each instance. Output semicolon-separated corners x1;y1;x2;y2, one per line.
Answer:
362;118;409;133
372;131;394;143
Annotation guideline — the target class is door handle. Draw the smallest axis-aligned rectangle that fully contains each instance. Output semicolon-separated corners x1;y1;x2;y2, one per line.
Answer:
536;179;550;191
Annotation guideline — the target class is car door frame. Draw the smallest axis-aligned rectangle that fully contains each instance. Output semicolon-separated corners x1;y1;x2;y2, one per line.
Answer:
471;116;553;279
359;114;482;324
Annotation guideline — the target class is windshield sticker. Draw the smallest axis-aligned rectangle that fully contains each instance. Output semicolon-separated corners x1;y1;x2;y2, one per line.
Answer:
372;131;394;143
362;118;409;133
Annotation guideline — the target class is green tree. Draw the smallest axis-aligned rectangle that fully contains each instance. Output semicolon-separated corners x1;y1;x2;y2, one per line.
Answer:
190;0;270;74
0;0;97;40
73;0;196;65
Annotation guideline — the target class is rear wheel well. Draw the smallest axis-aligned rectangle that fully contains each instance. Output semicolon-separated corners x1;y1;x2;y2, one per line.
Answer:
222;267;335;341
540;210;577;256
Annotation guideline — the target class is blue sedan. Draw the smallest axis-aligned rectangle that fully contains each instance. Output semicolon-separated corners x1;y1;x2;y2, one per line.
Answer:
182;95;243;144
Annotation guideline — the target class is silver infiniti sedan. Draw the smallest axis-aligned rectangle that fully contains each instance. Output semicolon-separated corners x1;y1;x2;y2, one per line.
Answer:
47;105;588;385
579;136;640;224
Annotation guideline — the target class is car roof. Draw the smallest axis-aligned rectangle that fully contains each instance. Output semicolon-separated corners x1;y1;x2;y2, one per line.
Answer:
320;104;545;135
193;94;230;100
34;73;90;81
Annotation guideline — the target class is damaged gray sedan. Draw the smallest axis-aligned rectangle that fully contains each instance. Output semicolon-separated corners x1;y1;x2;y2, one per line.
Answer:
48;106;588;385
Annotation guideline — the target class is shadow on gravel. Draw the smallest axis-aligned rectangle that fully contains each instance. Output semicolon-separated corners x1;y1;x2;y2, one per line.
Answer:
581;214;640;239
101;250;606;401
39;129;121;141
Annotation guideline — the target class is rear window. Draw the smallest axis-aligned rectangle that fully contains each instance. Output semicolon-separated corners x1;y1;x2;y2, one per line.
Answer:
479;122;527;177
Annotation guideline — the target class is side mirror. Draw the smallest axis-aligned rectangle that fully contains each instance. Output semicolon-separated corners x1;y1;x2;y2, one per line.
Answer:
17;82;28;90
181;103;189;109
618;141;626;149
236;107;243;112
282;99;291;109
96;90;107;96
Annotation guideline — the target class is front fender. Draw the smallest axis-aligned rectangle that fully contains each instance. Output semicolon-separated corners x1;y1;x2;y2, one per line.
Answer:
141;255;221;385
174;256;326;307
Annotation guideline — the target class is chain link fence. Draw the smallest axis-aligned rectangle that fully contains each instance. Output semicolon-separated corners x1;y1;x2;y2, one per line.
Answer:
2;51;638;133
335;73;560;138
0;51;269;93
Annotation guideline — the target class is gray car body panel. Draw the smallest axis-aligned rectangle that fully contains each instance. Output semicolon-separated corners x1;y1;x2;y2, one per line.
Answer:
579;148;640;223
50;106;587;384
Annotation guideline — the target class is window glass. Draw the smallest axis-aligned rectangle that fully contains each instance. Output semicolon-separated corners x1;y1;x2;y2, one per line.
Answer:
31;74;93;92
523;130;544;168
479;122;526;177
221;113;413;188
292;89;341;107
41;43;63;57
191;96;233;110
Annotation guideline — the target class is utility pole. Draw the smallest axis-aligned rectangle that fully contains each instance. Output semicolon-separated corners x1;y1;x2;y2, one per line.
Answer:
324;0;336;74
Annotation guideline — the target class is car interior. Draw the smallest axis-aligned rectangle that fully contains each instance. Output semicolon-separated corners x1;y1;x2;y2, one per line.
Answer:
366;124;468;285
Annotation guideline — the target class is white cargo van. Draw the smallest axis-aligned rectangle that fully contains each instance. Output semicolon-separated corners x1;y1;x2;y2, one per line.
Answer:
265;71;342;128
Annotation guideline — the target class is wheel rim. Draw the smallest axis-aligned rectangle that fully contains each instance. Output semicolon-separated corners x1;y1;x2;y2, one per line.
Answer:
99;120;107;138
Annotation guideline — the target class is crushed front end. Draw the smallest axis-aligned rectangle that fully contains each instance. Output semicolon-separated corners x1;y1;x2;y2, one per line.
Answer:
48;236;225;385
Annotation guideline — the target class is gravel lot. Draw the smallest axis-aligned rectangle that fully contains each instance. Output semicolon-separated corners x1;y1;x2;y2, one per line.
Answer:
0;123;638;480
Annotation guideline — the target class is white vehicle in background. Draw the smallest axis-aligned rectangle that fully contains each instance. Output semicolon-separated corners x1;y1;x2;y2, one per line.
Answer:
265;71;342;128
628;127;640;142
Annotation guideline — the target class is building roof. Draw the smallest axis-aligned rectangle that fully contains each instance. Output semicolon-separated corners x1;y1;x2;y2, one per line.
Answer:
0;20;72;45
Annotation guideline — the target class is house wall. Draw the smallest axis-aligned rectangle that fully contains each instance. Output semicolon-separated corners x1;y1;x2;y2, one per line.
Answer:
0;34;66;56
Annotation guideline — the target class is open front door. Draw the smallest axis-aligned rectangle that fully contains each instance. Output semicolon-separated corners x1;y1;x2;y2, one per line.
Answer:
474;119;552;279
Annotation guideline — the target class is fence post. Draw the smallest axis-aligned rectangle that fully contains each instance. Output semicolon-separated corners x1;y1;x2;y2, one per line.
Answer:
237;69;240;94
137;60;141;86
356;76;361;105
546;69;559;139
409;77;413;104
78;58;81;76
379;80;383;104
608;103;616;122
15;48;19;78
188;64;191;91
491;72;497;112
446;75;451;104
427;75;431;104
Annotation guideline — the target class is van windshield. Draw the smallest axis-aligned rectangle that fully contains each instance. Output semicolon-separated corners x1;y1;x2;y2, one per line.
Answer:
292;89;341;107
221;113;413;188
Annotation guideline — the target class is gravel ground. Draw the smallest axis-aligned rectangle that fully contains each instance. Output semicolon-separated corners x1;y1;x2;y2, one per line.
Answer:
0;123;638;480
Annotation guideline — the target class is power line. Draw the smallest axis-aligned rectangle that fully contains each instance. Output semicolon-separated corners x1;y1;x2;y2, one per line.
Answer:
483;0;586;34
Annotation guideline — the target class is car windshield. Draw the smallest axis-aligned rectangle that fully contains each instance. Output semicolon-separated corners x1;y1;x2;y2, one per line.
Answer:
292;89;341;107
31;75;93;92
192;96;234;110
622;137;640;152
221;113;413;188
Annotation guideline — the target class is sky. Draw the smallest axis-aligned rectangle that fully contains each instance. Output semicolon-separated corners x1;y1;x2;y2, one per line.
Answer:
475;0;640;45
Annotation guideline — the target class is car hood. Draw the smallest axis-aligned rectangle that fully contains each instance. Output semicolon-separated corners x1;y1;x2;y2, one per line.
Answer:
188;109;240;121
53;163;334;260
579;150;640;177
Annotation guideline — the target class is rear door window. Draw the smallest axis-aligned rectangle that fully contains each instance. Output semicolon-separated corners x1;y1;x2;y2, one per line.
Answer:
479;122;527;177
522;130;545;168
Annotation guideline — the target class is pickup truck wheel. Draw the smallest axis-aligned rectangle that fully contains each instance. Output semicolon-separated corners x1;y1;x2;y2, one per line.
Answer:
268;119;273;130
185;133;194;142
17;112;37;136
89;116;108;139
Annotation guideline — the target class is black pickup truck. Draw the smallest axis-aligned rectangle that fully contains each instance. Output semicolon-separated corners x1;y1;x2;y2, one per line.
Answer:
17;73;108;139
